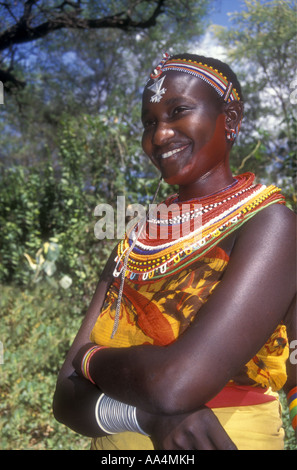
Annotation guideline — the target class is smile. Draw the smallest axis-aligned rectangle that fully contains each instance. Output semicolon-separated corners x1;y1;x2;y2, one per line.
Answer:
161;145;189;159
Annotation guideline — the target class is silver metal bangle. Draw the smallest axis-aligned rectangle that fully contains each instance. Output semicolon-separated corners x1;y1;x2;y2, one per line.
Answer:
95;393;149;436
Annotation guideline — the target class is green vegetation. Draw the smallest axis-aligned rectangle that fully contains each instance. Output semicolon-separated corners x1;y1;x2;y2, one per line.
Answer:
0;283;90;449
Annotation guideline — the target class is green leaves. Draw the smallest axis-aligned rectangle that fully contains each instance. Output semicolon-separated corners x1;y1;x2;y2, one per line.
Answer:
0;283;90;449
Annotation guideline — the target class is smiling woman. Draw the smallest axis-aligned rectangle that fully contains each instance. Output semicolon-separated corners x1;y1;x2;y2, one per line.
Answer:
53;53;296;451
141;54;243;200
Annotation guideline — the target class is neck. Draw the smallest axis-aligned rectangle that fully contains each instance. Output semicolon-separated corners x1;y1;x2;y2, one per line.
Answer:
178;164;234;202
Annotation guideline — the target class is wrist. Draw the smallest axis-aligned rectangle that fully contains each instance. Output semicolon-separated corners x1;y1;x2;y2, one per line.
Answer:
95;394;149;436
136;408;156;436
79;344;108;384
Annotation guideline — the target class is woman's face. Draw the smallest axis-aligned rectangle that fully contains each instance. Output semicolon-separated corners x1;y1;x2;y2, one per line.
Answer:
141;71;231;197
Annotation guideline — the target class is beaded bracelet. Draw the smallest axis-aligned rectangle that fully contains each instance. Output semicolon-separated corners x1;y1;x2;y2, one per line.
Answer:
81;345;107;384
287;386;297;432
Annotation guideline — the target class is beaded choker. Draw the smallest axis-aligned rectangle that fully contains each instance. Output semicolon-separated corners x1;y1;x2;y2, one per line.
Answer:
113;173;285;283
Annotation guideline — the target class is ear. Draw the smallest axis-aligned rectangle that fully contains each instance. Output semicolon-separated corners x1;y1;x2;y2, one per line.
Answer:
224;101;244;131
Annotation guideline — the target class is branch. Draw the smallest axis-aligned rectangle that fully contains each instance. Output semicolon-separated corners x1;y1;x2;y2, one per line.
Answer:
0;0;166;52
0;0;166;90
237;140;261;171
0;67;25;89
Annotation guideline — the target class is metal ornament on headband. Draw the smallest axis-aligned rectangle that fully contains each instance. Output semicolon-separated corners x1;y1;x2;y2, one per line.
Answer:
147;75;167;103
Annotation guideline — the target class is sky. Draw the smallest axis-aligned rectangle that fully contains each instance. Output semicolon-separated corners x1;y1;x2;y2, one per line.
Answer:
194;0;246;60
209;0;245;27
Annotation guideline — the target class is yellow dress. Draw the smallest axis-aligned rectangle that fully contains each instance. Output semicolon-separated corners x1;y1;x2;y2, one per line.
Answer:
90;246;288;450
90;175;288;450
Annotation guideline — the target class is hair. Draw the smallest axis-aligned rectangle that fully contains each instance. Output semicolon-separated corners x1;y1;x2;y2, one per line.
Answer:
168;53;244;102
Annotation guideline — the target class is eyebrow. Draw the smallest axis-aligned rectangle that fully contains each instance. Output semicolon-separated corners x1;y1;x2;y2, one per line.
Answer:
164;96;185;106
142;95;195;120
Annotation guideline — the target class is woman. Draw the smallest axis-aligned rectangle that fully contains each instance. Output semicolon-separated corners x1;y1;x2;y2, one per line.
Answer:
53;53;296;450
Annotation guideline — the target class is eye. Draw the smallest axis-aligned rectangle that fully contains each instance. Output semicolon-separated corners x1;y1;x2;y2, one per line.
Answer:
142;118;156;130
172;106;190;117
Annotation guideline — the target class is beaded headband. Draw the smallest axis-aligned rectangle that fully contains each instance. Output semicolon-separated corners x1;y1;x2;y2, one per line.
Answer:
147;53;241;104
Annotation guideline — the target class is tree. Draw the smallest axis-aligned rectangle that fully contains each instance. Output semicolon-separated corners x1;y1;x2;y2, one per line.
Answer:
0;0;167;90
0;0;210;91
215;0;296;209
0;0;212;285
0;0;211;167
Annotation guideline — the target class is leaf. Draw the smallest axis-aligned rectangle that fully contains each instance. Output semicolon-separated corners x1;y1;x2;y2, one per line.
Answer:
59;275;72;289
45;242;60;262
42;260;56;277
24;253;37;271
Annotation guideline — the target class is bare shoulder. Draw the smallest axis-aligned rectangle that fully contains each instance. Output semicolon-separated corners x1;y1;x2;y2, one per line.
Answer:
237;203;296;246
228;203;296;289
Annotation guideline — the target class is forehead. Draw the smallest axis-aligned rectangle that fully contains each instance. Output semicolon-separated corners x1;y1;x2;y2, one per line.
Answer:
142;71;219;109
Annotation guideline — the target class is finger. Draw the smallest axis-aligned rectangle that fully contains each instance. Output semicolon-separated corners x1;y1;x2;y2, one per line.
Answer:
171;431;216;450
163;433;196;451
208;415;237;450
192;436;217;450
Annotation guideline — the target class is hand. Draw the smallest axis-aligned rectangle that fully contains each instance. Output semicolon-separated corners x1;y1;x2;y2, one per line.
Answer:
138;406;237;450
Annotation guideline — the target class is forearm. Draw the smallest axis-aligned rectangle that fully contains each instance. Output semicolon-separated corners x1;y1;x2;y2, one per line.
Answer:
76;342;226;415
52;370;181;443
86;343;171;413
53;373;105;438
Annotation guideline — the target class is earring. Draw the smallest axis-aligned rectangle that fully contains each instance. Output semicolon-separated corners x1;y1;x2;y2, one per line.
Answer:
226;128;237;142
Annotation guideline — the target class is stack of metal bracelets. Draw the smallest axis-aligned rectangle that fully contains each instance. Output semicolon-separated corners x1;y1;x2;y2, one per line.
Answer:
81;345;148;436
287;386;297;432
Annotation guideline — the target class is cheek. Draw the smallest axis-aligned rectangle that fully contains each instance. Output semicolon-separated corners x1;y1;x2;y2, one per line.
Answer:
142;132;159;168
142;131;151;155
193;113;226;153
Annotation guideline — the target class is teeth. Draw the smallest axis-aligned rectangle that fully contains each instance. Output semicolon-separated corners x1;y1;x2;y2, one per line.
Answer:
161;145;187;159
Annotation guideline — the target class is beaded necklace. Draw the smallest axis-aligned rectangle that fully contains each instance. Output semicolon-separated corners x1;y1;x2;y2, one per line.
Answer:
113;173;285;284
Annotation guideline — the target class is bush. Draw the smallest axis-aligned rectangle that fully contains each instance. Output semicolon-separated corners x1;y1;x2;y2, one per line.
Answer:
0;283;91;449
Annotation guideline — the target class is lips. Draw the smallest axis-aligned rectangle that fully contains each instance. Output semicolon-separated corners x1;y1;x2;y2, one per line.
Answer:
160;144;189;159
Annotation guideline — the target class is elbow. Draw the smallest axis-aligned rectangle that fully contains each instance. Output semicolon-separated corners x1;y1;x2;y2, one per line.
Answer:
146;378;193;415
52;386;65;424
143;362;224;415
142;366;198;415
52;380;72;426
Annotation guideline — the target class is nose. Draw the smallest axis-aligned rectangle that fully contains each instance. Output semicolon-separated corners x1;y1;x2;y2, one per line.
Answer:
152;121;175;147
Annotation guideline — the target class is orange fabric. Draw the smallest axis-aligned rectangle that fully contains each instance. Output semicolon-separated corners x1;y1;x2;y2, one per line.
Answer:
90;246;289;391
121;281;176;346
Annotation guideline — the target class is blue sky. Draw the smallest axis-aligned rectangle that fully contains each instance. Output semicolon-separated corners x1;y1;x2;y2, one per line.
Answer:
209;0;245;26
193;1;246;60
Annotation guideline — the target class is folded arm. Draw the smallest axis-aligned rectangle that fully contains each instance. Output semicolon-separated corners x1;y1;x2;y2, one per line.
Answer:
74;204;296;414
53;204;296;437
